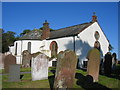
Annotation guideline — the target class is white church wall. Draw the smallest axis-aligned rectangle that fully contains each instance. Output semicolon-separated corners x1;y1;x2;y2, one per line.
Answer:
11;41;22;64
90;22;109;56
15;40;43;54
11;40;45;64
46;36;74;54
75;22;109;67
9;46;15;55
30;40;43;54
44;36;75;67
15;41;22;56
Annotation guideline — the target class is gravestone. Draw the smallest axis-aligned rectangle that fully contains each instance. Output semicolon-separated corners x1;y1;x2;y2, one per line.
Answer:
86;48;100;82
31;53;49;81
8;64;20;82
22;50;32;67
104;52;112;76
0;53;5;69
54;50;77;88
4;54;16;73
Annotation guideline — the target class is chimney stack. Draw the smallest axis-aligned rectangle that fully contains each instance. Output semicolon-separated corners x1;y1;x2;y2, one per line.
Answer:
92;12;97;22
41;20;50;40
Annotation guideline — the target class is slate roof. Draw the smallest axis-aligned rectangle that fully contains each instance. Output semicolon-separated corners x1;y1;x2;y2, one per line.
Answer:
20;29;42;40
48;22;93;39
20;22;93;40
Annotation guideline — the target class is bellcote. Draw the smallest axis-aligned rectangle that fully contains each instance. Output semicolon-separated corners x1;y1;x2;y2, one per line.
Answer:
92;12;98;22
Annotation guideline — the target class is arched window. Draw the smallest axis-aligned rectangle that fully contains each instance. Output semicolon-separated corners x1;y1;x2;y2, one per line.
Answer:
28;42;31;53
15;43;17;55
94;31;100;41
50;41;58;58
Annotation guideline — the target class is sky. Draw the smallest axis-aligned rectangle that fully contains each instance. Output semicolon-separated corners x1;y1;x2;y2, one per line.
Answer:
1;2;119;59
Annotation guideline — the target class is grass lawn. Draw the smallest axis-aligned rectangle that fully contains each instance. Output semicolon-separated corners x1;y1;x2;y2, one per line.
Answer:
2;66;120;89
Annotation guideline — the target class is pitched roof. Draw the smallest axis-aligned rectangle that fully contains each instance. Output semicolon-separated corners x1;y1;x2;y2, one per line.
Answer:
20;22;93;40
20;29;42;40
48;22;93;39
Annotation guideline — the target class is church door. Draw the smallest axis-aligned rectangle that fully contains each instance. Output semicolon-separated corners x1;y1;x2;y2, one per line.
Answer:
50;41;58;58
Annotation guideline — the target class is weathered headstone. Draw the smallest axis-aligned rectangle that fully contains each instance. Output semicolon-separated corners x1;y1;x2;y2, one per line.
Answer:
8;64;20;82
54;50;77;88
86;48;100;82
104;52;112;76
31;53;49;81
4;54;16;73
0;53;5;69
112;53;117;70
22;50;32;67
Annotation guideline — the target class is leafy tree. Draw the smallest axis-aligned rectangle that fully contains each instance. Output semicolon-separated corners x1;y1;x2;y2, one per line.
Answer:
20;29;31;37
2;30;16;53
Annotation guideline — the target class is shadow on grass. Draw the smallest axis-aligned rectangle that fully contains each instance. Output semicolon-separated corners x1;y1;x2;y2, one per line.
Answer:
48;70;56;90
99;65;120;80
75;73;112;90
20;75;24;79
100;72;120;81
79;65;120;81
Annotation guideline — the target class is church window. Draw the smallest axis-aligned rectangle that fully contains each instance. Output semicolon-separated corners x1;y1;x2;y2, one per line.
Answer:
15;43;17;55
28;42;31;53
94;31;100;41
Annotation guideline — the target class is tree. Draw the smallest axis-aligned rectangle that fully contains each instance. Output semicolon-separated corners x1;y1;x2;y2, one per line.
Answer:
20;29;31;37
2;30;16;53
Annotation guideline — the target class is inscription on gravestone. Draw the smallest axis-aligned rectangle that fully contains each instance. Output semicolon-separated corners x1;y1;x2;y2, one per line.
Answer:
54;50;77;88
31;53;49;81
8;64;20;82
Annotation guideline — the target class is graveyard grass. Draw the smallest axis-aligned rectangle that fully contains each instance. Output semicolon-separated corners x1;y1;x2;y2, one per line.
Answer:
2;66;120;89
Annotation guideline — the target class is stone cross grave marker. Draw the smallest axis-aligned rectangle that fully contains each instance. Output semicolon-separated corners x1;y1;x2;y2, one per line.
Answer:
8;64;20;82
31;53;49;81
4;54;16;73
87;48;100;82
54;50;77;88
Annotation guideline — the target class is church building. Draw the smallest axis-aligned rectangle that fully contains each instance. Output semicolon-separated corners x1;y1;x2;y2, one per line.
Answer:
9;14;110;68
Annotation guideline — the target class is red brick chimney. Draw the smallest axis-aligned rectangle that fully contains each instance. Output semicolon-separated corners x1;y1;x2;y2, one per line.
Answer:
41;20;50;40
92;12;97;22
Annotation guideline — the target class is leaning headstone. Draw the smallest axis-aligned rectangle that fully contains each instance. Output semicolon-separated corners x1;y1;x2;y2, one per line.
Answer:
86;48;100;82
22;50;32;67
31;53;49;81
4;54;16;73
8;64;20;82
54;50;77;88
